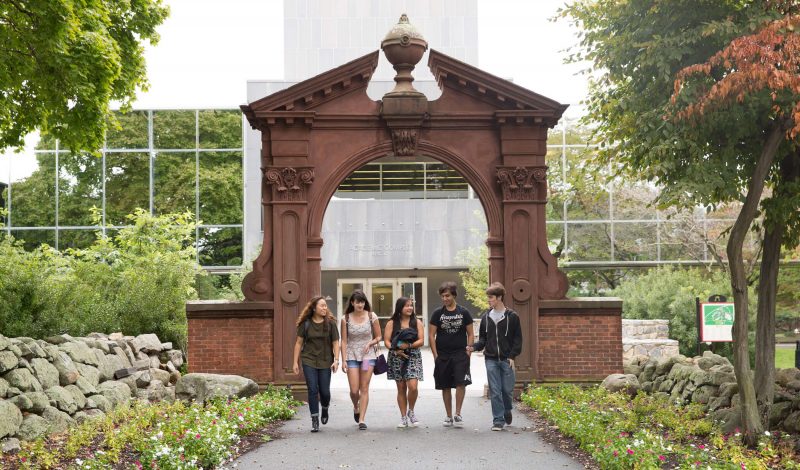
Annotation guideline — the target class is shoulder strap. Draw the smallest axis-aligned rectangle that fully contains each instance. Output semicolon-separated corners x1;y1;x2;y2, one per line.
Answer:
301;319;311;352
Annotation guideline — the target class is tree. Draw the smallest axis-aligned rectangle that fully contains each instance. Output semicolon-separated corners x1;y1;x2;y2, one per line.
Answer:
0;0;170;152
562;0;799;444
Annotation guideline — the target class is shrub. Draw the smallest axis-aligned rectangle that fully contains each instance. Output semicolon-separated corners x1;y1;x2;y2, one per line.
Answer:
0;209;201;350
610;266;756;357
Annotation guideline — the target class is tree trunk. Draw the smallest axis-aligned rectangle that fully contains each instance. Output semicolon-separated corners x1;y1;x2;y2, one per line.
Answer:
755;221;782;421
727;122;784;447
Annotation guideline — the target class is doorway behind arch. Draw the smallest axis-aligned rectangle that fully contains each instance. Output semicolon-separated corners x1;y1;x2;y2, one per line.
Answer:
322;157;488;391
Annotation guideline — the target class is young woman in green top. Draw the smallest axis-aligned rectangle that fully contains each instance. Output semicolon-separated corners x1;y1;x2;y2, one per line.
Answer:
292;296;340;432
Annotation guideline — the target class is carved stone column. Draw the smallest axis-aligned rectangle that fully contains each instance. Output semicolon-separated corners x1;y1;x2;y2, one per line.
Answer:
265;167;313;383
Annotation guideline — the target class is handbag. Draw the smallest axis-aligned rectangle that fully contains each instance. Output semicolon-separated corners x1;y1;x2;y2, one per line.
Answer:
374;353;388;375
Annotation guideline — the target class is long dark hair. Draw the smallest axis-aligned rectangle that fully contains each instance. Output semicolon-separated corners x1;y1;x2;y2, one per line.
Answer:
296;296;334;329
344;289;371;316
389;296;416;332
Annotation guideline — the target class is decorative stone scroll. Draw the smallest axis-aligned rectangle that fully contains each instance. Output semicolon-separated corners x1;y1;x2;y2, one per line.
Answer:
264;167;314;201
496;166;547;201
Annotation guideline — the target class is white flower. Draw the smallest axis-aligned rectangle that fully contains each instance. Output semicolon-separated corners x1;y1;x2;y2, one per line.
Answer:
764;431;771;436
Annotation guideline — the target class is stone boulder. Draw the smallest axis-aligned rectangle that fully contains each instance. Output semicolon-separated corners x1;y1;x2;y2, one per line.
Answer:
22;392;50;414
0;378;8;398
96;381;131;408
74;409;105;424
30;358;59;390
0;400;23;439
75;363;100;387
16;414;49;441
130;334;163;354
1;437;20;454
776;368;800;387
45;386;79;415
41;406;75;434
0;351;19;373
52;352;80;385
600;373;641;396
86;395;113;413
3;369;42;393
59;342;100;366
176;373;259;403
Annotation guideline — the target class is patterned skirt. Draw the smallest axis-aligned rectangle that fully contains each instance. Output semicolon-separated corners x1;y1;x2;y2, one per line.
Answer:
387;348;423;381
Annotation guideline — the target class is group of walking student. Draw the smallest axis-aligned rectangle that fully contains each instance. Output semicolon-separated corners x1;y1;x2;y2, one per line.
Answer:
291;281;522;433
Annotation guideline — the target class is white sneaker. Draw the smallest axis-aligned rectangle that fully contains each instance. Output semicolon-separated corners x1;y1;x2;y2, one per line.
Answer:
397;416;409;428
453;415;463;427
491;424;503;431
442;416;454;427
407;409;419;426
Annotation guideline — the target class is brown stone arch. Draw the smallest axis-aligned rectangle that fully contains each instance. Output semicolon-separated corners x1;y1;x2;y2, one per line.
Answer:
187;26;622;388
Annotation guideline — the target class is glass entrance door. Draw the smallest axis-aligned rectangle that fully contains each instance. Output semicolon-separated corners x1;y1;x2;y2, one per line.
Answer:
336;277;429;345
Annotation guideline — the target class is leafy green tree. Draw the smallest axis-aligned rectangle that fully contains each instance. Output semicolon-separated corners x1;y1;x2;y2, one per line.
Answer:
0;0;169;152
562;0;800;442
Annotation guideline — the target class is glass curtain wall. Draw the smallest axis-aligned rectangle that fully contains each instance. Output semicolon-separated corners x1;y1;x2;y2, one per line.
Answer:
0;109;244;268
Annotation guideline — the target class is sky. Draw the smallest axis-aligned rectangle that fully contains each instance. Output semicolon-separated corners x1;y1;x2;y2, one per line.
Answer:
134;0;589;112
1;0;589;182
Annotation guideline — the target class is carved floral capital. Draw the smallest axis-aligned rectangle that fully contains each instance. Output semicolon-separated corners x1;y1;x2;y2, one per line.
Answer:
496;166;547;201
264;167;314;201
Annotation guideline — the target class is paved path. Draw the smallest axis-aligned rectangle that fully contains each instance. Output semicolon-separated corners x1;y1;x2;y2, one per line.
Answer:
233;349;584;470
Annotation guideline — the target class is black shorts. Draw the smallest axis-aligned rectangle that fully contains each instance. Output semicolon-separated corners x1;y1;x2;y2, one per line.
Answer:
433;352;472;390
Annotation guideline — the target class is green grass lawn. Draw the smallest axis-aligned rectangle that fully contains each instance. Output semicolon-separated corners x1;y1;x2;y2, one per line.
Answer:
776;348;796;369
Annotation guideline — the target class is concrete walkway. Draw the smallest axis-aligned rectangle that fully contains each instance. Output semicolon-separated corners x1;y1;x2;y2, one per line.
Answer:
233;348;584;469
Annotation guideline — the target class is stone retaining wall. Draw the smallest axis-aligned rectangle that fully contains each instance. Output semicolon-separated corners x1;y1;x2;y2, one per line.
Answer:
622;319;679;361
616;352;800;433
0;332;184;442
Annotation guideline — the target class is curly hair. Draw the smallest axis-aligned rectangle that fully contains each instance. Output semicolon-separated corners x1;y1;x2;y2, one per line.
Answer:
296;296;335;327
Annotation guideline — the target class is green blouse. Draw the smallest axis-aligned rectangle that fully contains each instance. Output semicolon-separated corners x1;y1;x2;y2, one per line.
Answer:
298;319;339;369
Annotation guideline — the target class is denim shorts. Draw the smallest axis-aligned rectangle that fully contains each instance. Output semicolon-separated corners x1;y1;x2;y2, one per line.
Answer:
346;359;377;371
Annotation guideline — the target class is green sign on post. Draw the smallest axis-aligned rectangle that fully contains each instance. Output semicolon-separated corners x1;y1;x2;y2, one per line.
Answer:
700;302;734;342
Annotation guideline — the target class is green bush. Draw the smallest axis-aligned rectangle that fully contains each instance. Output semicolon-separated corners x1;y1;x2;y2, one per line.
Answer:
610;266;756;357
0;209;201;350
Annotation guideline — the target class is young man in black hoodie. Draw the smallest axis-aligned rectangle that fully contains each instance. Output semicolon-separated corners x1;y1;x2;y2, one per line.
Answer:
468;282;522;431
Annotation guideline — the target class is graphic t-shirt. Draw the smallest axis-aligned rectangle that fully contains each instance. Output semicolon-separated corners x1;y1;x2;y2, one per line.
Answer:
430;305;473;355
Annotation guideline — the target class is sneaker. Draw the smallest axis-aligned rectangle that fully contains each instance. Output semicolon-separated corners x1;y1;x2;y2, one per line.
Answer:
491;424;503;431
442;416;454;427
504;411;512;425
358;422;367;430
397;416;409;428
453;415;464;427
407;409;419;427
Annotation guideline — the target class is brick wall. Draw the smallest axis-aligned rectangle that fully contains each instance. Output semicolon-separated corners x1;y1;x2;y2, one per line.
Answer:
186;301;274;385
538;298;623;381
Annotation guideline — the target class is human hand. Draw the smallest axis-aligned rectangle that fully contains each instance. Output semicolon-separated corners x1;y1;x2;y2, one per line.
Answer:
362;344;371;355
292;363;299;375
332;362;339;373
509;359;515;370
342;362;348;373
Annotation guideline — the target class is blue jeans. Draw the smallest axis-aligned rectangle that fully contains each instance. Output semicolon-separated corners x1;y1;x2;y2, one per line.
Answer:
302;364;332;417
485;358;515;426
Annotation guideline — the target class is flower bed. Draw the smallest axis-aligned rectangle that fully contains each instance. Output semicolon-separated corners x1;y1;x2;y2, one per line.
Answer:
5;387;299;469
521;384;800;469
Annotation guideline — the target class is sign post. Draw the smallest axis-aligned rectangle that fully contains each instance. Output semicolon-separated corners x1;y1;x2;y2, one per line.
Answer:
697;295;734;355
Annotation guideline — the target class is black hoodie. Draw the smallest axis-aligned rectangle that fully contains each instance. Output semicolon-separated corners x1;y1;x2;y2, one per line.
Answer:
472;308;522;360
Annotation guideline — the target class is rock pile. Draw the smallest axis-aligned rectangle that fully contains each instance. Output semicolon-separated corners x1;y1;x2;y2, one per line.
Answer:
0;332;184;444
605;351;800;433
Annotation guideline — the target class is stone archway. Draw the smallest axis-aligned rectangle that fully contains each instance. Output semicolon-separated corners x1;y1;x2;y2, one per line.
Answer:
186;16;622;388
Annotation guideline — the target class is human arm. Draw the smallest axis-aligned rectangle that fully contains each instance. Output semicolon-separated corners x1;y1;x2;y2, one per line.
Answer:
331;340;340;373
428;324;438;359
292;336;303;375
472;315;486;352
383;321;393;349
509;313;523;368
466;322;474;357
340;318;348;372
409;320;425;349
364;313;382;354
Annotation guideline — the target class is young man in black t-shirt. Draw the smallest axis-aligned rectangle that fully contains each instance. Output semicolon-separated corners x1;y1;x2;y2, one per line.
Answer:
428;281;474;427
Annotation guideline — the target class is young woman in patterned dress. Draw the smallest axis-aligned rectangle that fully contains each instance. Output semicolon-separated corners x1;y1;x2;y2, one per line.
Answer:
383;296;425;428
340;290;382;430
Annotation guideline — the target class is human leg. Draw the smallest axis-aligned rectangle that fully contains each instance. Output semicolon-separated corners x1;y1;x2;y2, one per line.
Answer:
455;385;466;416
441;388;453;417
358;366;374;423
500;359;515;423
347;363;361;422
395;380;409;427
485;359;505;428
318;366;332;412
302;364;321;432
407;378;419;412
